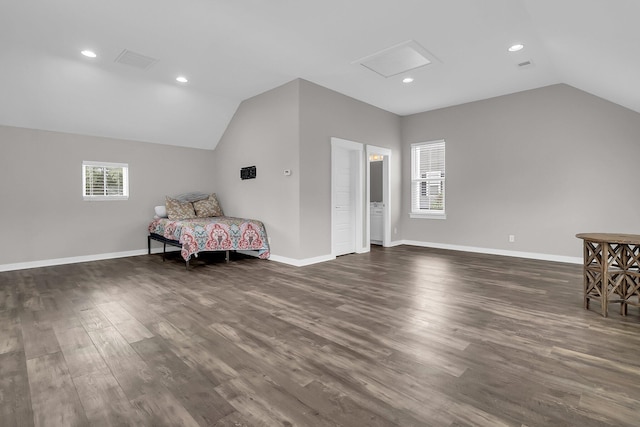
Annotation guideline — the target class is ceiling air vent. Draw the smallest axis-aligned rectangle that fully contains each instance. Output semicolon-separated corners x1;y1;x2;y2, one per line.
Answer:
114;49;158;70
517;60;534;69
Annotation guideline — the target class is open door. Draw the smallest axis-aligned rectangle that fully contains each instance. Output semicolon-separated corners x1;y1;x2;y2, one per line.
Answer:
331;138;364;256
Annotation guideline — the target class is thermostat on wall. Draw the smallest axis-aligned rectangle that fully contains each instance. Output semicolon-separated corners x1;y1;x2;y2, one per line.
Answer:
240;166;256;180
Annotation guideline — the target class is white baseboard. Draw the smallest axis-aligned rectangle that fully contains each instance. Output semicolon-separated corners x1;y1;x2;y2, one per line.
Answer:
0;247;180;273
401;240;582;264
269;253;336;267
0;241;581;273
0;247;333;272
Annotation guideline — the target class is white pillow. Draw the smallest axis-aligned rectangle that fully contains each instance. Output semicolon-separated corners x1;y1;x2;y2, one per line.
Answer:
154;205;168;218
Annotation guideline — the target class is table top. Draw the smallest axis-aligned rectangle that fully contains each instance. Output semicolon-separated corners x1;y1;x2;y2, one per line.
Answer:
576;233;640;245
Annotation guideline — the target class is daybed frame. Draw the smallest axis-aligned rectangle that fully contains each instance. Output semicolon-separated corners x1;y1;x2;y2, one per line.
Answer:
147;233;230;269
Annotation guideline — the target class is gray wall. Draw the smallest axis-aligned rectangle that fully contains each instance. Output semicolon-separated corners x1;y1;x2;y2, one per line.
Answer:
298;79;402;259
0;125;216;265
213;80;301;258
7;81;631;267
370;161;383;202
213;79;402;261
401;84;640;258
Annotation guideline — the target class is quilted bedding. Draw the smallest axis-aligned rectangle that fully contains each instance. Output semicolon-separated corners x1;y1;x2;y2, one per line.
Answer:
148;216;270;261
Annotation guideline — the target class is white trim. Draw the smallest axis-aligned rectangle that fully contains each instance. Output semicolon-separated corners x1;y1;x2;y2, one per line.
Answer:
82;160;128;168
83;195;129;201
401;240;582;264
0;248;338;272
269;254;336;267
0;247;179;272
409;213;447;219
1;240;580;273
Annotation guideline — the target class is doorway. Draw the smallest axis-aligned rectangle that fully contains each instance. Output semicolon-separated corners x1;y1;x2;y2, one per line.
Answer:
366;145;391;249
369;159;384;245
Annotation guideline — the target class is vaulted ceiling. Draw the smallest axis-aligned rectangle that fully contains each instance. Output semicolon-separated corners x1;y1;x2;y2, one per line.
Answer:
1;0;638;150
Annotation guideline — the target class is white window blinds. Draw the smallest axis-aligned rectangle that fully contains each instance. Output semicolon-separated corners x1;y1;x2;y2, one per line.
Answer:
82;161;129;200
411;140;445;216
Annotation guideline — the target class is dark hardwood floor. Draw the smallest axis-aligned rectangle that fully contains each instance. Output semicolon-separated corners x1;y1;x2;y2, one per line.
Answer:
1;245;640;426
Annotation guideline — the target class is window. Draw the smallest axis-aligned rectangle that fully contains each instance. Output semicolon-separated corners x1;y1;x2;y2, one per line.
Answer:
82;161;129;200
411;140;445;218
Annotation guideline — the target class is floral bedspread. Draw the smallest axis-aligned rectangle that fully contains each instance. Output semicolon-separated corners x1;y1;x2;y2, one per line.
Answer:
148;217;270;261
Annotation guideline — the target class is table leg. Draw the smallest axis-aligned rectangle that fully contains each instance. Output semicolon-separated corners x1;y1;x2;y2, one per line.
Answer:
583;242;589;310
602;242;609;317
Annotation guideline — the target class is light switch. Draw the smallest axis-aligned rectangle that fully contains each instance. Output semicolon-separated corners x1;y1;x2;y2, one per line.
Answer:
283;169;292;176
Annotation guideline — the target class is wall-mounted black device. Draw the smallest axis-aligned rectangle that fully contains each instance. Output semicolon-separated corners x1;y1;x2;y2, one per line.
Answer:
240;166;257;180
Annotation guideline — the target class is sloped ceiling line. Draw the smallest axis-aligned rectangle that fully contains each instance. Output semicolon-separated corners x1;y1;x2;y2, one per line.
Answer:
0;0;638;150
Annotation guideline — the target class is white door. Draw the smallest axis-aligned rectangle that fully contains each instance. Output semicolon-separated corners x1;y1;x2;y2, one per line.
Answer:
333;146;356;255
331;137;364;257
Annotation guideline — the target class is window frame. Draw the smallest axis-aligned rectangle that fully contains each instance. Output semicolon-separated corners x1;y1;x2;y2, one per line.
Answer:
82;161;129;201
410;140;446;219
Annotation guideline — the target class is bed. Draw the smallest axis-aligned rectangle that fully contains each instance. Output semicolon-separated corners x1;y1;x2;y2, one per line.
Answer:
147;192;270;268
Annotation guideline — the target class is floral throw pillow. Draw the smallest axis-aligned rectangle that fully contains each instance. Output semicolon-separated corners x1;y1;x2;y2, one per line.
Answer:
193;193;224;217
165;196;197;220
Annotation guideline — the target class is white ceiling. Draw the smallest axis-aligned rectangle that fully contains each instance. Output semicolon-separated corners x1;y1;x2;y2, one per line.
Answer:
1;0;638;150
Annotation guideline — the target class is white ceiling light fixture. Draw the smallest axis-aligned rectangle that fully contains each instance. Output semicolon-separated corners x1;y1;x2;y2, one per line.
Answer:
508;44;524;52
81;50;97;58
176;76;188;83
402;77;414;83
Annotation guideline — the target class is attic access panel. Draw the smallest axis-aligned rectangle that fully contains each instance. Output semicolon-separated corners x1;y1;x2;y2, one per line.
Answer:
114;49;158;70
357;40;438;78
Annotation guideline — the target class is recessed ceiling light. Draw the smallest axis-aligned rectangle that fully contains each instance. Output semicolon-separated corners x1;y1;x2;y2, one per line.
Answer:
176;76;188;83
81;50;97;58
508;44;524;52
402;77;414;83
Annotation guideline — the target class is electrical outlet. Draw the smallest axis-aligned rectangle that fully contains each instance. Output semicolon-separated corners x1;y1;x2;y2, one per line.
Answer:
509;234;515;243
394;227;398;235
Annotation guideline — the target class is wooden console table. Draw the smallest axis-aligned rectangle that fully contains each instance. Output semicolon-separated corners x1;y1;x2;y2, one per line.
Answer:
576;233;640;317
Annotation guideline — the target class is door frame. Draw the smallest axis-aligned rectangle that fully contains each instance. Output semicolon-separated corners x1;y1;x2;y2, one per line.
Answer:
331;137;365;257
365;145;392;249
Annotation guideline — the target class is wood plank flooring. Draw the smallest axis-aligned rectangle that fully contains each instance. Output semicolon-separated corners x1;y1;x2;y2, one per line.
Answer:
1;246;640;426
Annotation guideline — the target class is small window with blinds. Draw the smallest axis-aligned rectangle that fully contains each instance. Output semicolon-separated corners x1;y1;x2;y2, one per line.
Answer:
411;140;445;219
82;161;129;201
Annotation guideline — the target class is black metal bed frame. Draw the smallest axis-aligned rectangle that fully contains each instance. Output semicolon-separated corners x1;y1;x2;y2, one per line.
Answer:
147;233;229;269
